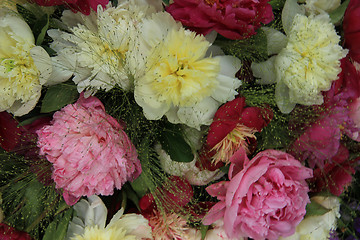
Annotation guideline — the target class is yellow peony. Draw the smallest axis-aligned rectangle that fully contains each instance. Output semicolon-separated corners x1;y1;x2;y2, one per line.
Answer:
275;13;347;108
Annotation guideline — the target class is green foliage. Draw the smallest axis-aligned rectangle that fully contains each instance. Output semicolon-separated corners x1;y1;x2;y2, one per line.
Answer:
200;224;209;240
2;174;63;239
215;29;268;62
305;201;331;217
33;14;50;46
43;208;73;240
159;123;194;163
329;0;350;24
41;82;79;113
269;0;286;9
16;4;36;26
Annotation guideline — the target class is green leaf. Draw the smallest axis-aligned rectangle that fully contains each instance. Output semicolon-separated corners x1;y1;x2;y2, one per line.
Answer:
34;14;49;46
159;123;194;163
220;165;230;173
43;208;73;240
200;224;209;240
16;4;36;26
269;0;286;9
329;0;350;24
123;184;140;210
162;0;170;4
130;173;151;198
41;83;79;113
305;201;331;217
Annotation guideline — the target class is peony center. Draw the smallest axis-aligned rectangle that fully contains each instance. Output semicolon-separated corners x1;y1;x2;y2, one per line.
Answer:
147;29;220;107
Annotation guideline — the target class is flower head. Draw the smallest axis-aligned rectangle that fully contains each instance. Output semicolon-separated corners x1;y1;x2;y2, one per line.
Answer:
36;94;141;205
0;9;52;116
67;195;152;240
166;0;273;40
275;13;347;108
48;2;158;93
134;12;241;129
203;149;313;240
198;97;272;170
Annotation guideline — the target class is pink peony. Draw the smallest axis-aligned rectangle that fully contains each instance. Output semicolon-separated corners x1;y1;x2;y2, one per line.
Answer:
166;0;273;40
36;94;141;205
29;0;109;15
202;149;313;240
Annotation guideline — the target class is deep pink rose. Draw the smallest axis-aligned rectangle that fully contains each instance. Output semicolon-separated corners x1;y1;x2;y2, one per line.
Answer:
343;0;360;63
29;0;109;15
349;97;360;140
166;0;273;40
0;223;33;240
203;149;313;240
310;144;356;196
37;94;141;205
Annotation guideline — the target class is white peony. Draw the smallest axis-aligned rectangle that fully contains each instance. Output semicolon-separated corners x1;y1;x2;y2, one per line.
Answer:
0;8;52;116
134;12;241;129
274;13;347;113
66;195;153;240
48;0;160;94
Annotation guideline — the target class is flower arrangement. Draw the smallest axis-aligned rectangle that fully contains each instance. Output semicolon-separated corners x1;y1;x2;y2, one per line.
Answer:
0;0;359;239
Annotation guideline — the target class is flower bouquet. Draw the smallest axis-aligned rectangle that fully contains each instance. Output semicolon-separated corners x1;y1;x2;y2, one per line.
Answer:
0;0;359;239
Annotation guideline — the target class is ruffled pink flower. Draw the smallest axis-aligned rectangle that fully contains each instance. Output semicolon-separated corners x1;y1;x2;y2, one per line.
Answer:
289;57;360;168
202;149;313;240
29;0;109;15
36;94;141;205
166;0;273;40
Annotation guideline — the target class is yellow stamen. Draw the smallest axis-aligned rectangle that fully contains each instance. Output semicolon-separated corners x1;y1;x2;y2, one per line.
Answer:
211;124;257;165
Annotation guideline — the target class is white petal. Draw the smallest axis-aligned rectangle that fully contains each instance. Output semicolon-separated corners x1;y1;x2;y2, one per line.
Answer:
251;56;277;85
66;218;86;240
30;46;52;85
177;97;221;130
216;55;242;77
262;27;288;55
282;0;306;35
46;56;74;86
275;79;296;114
212;74;241;103
0;9;34;47
8;87;41;116
134;80;170;120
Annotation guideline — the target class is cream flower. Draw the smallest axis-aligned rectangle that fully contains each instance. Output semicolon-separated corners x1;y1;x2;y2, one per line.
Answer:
305;0;341;14
275;13;347;111
156;144;224;186
48;0;159;93
134;12;241;129
280;196;340;240
0;8;52;116
67;195;153;240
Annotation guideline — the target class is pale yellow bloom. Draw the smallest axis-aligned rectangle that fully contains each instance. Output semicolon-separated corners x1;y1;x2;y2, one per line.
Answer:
0;8;51;116
275;13;347;107
134;12;241;129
